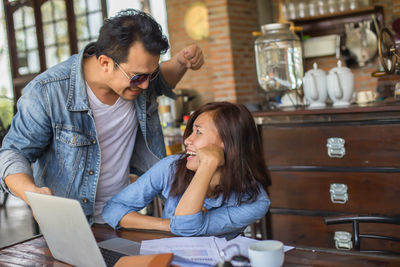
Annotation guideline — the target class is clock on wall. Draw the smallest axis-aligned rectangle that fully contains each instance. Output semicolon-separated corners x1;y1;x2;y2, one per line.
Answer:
184;2;210;40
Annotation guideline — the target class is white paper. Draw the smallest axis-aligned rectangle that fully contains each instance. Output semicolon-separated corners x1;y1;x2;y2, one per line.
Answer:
140;235;295;267
141;236;221;266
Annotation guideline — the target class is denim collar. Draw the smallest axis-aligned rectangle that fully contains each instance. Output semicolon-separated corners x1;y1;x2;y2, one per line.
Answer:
66;43;95;112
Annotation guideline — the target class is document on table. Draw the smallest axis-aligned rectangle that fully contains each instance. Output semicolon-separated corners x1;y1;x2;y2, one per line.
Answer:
141;236;219;266
140;235;294;267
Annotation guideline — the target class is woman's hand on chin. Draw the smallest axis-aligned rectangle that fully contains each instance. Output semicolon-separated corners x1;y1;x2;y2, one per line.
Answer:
197;144;225;168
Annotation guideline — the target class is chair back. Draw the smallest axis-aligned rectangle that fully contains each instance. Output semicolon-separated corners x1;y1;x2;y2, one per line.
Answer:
325;215;400;255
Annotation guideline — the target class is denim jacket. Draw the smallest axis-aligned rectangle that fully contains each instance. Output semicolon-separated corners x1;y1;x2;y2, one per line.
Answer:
0;43;175;224
103;155;270;239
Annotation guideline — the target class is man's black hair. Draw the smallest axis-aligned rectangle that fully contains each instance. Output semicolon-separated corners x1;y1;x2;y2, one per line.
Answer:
95;9;169;63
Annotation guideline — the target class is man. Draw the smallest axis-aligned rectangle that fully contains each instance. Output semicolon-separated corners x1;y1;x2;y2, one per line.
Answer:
0;9;204;224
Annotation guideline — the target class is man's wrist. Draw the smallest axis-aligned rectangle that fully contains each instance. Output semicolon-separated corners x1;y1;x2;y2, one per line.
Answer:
5;173;38;202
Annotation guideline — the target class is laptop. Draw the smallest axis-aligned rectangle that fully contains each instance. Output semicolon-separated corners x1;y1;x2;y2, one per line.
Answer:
25;191;141;267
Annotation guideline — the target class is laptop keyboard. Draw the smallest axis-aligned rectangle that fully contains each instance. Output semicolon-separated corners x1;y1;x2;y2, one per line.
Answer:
99;247;127;267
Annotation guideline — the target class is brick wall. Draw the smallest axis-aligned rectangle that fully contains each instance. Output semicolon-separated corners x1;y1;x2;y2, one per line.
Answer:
227;1;260;102
166;0;399;106
165;0;260;105
165;0;214;104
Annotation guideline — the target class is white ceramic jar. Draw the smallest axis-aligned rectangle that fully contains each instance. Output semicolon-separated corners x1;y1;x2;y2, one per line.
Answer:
303;62;328;108
327;60;354;107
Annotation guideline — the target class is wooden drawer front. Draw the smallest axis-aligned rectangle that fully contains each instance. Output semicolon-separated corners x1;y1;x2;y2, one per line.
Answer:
270;213;400;253
262;123;400;168
269;171;400;214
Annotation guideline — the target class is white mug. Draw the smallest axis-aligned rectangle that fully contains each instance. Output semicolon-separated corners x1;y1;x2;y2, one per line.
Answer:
248;240;284;267
356;90;377;104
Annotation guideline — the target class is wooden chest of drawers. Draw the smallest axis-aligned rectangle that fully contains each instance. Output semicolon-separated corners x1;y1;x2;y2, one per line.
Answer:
253;103;400;252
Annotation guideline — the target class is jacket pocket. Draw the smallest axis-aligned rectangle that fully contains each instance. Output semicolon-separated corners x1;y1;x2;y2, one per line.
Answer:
56;127;92;147
53;126;93;195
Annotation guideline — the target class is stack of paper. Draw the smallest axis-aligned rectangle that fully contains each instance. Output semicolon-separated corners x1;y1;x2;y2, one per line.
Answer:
140;235;294;267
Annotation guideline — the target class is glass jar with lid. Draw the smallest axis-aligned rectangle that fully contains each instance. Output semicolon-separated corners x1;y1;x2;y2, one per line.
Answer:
254;23;303;92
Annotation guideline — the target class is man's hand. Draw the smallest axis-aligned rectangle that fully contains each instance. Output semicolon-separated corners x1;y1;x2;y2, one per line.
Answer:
24;186;53;205
5;173;53;205
177;44;204;70
160;44;204;87
31;186;53;195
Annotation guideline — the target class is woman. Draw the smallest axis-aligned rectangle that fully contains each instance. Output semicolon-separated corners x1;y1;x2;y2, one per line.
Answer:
102;102;270;239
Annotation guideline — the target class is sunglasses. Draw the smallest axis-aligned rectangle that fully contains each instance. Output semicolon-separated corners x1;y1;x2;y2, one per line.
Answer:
114;61;159;87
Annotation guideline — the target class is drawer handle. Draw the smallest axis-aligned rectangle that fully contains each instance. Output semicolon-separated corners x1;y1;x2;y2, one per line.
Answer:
334;231;353;250
326;137;346;158
329;183;348;204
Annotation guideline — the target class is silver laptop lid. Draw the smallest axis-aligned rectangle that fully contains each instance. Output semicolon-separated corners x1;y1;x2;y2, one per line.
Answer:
26;191;106;267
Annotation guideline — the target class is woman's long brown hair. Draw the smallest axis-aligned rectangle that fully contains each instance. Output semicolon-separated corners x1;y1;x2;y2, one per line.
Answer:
169;102;270;204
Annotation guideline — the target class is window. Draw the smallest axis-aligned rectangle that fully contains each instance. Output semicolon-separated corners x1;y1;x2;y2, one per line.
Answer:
41;0;70;68
74;0;104;50
2;0;107;102
14;4;39;75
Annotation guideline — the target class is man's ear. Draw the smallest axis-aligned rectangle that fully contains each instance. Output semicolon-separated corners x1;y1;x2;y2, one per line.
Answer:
98;55;114;73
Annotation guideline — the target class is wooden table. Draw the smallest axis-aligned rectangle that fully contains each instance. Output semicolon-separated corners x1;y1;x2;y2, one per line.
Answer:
1;224;400;266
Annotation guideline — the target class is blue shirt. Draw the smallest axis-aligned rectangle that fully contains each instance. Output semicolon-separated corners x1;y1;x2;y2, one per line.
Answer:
102;155;270;239
0;43;175;224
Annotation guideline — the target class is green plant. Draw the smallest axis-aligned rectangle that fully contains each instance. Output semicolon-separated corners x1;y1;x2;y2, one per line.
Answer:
0;97;13;128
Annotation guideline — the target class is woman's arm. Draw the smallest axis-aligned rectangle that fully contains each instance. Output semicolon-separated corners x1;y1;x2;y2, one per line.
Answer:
119;211;170;231
174;145;224;216
171;188;270;237
102;156;177;230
